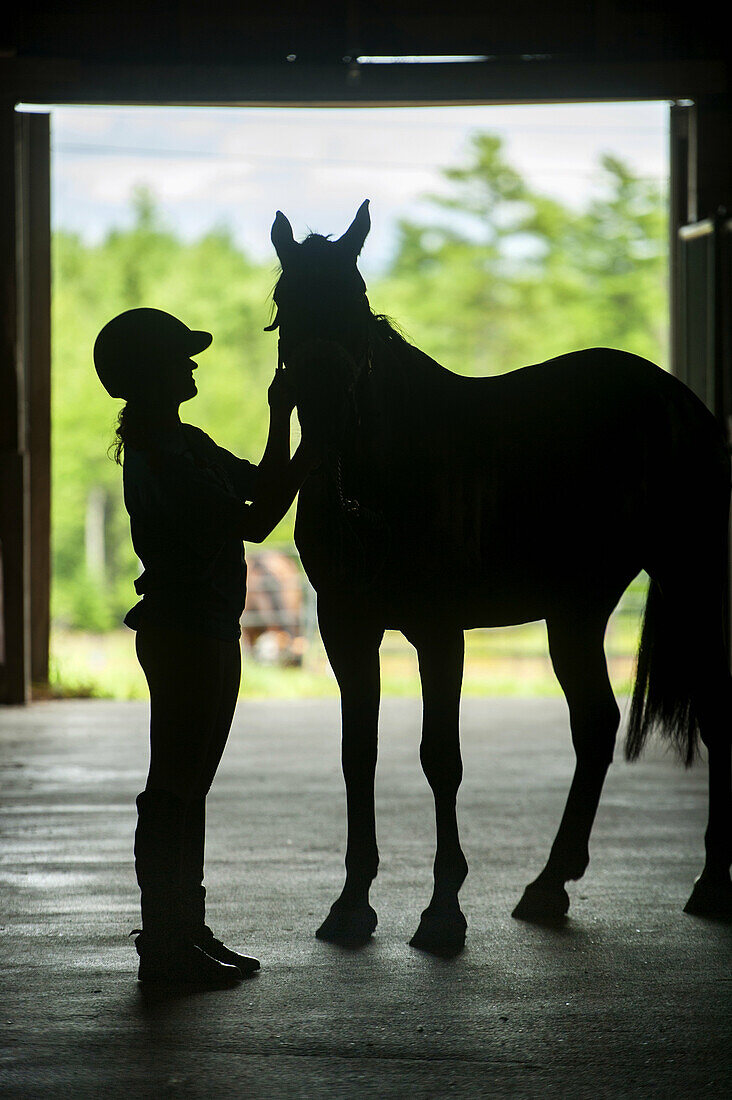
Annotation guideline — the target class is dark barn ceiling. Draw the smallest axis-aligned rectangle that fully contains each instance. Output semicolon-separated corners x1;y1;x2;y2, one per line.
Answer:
4;2;724;68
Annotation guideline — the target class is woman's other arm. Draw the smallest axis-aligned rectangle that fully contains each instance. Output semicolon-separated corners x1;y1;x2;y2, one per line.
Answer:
238;439;316;543
255;367;296;492
236;367;314;542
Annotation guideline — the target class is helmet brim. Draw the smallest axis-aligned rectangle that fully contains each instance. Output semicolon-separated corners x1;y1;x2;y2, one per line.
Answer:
188;330;213;355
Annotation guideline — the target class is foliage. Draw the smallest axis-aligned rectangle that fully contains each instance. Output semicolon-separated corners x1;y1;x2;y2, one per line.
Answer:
51;140;666;633
371;135;667;373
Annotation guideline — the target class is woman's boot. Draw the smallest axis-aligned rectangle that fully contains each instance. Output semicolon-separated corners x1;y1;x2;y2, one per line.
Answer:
133;789;241;987
180;796;260;976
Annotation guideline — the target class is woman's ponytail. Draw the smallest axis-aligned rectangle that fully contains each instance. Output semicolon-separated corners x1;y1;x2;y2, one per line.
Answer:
109;403;159;464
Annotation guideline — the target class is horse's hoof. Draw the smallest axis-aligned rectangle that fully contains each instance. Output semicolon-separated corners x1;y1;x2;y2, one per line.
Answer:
512;882;570;925
683;873;732;920
315;902;377;945
409;907;467;958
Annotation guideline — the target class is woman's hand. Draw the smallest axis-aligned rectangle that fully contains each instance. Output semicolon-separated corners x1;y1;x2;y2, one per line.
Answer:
267;366;297;416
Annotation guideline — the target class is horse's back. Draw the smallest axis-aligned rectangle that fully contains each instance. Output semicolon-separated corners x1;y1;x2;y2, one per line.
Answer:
471;347;664;423
456;346;725;497
396;345;674;450
393;347;724;608
297;340;728;624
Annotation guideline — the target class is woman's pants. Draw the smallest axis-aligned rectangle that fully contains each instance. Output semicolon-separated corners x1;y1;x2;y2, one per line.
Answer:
136;622;241;800
133;623;241;939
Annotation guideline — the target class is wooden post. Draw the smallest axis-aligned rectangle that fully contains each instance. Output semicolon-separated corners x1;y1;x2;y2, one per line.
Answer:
688;95;732;225
687;95;732;664
17;112;51;688
669;103;690;380
0;104;30;704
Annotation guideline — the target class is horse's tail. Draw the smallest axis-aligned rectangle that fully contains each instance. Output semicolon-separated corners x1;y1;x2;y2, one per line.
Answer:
625;578;700;766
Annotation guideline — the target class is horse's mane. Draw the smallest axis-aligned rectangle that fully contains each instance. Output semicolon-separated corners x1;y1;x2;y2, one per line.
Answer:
368;311;443;377
369;312;409;346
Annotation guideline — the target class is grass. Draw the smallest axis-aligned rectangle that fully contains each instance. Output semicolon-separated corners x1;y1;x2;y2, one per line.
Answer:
47;597;642;702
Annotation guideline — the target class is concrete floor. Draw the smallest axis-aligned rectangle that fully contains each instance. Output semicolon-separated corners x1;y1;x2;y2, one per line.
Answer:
0;696;730;1098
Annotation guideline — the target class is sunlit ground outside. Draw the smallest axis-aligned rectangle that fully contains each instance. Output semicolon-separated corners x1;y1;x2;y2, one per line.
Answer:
48;576;645;701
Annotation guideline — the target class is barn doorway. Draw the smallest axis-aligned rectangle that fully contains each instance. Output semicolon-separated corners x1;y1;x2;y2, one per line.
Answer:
17;99;671;701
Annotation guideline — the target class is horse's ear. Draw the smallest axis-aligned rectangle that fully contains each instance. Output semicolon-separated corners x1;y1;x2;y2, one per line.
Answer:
271;210;297;265
337;199;370;258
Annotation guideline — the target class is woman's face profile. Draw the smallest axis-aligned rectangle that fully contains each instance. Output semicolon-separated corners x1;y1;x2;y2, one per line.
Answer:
140;354;199;408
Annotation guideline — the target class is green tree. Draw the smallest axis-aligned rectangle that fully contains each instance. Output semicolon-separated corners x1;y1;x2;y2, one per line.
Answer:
371;135;667;375
562;155;668;360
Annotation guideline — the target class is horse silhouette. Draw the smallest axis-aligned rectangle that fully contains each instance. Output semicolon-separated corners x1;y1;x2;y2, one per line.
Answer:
267;200;732;956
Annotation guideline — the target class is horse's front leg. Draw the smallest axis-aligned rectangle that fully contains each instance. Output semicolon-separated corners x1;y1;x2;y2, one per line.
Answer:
316;596;384;945
406;625;468;957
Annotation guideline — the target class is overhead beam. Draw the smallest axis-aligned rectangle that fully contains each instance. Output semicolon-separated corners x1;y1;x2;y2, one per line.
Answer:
2;56;728;108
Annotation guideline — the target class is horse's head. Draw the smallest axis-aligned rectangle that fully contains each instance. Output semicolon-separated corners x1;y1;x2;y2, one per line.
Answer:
266;200;372;373
266;201;373;451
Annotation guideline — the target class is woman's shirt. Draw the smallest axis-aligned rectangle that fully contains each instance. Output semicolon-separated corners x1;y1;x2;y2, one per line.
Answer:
123;424;258;641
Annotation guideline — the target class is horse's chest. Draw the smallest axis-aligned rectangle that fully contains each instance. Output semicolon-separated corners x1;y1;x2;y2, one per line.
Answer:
294;473;385;591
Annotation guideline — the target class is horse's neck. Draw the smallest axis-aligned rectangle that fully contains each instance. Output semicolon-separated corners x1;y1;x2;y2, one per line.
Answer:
377;324;454;411
346;323;449;466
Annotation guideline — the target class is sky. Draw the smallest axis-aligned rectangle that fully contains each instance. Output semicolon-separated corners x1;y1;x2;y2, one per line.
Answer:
25;101;670;276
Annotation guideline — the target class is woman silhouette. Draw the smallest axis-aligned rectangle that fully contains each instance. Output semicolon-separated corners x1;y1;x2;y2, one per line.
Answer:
94;307;313;986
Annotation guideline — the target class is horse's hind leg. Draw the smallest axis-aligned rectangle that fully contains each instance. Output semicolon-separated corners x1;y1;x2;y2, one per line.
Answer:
315;597;384;945
681;606;732;918
406;625;468;957
513;613;619;923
